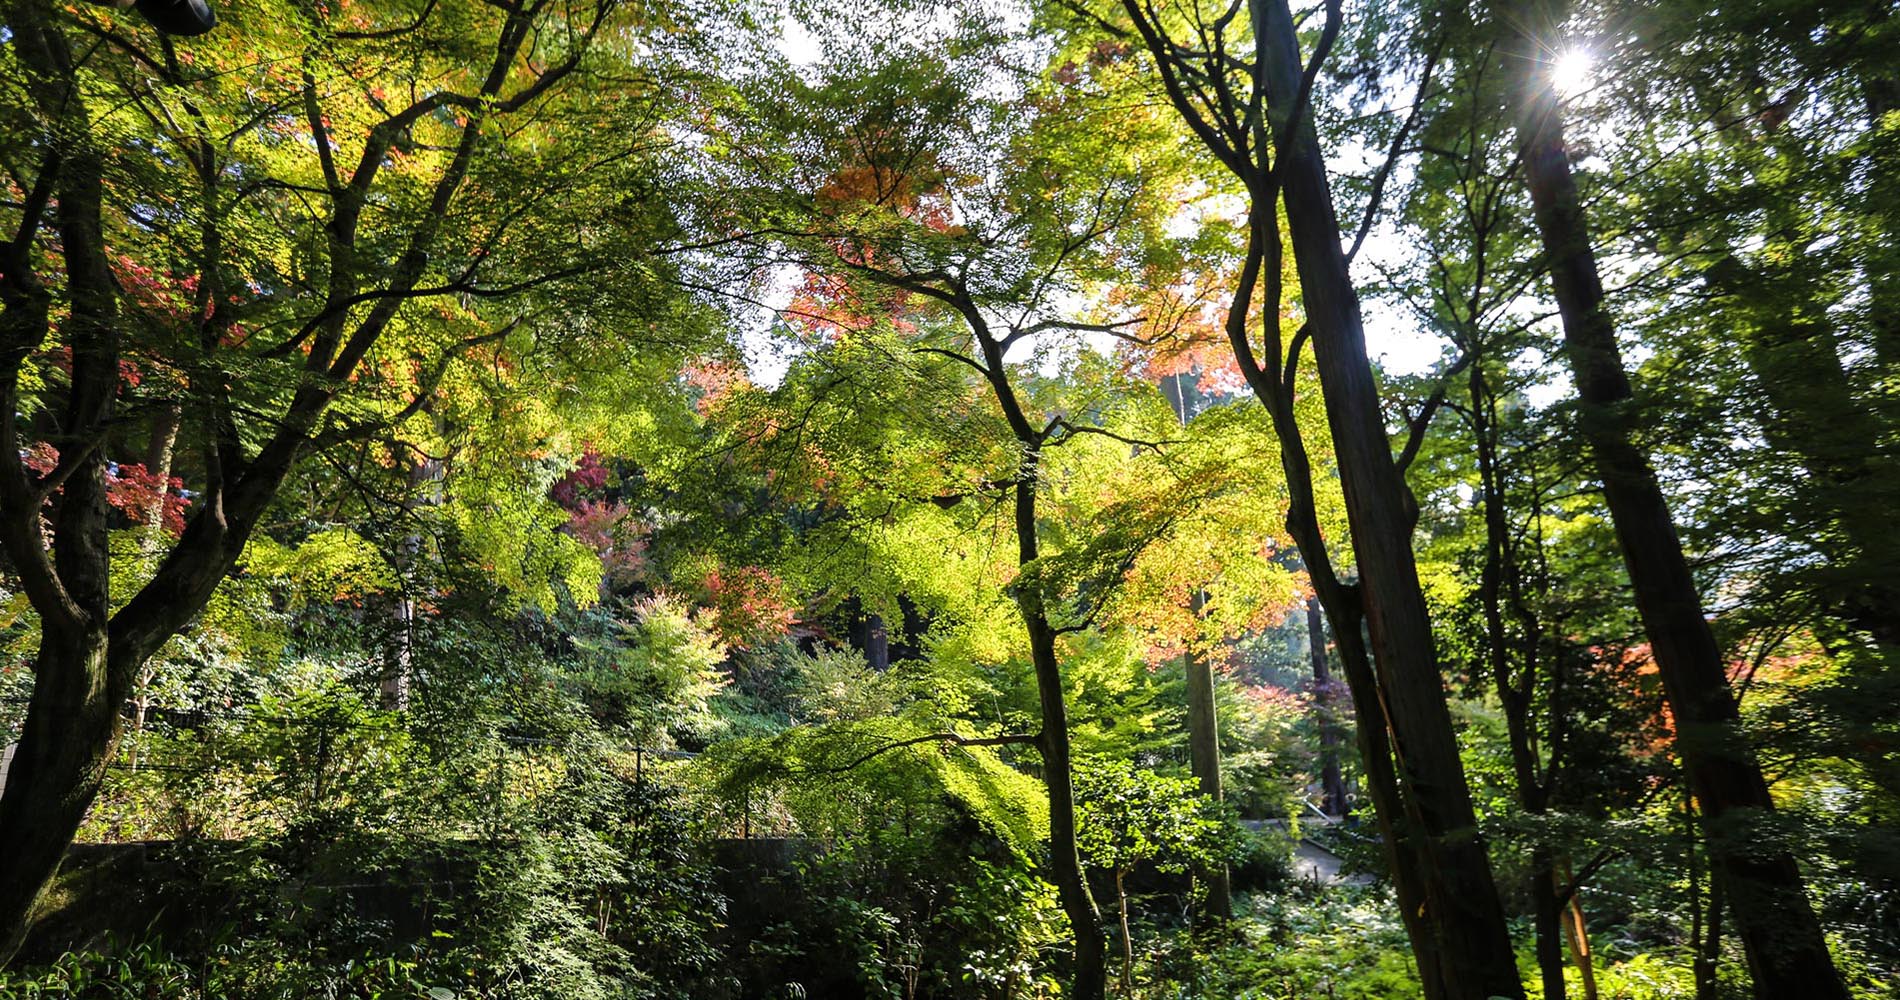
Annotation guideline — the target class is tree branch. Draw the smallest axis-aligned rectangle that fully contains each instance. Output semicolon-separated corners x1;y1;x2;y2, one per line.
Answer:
794;731;1043;776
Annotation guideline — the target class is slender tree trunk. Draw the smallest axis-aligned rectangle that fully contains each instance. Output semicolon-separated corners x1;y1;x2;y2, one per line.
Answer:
1182;615;1232;921
126;407;183;771
1505;6;1846;996
1532;847;1567;1000
380;450;444;710
1116;867;1134;997
1256;3;1525;996
1013;445;1106;1000
1306;596;1348;817
1471;359;1573;1000
1559;863;1599;1000
1025;590;1107;999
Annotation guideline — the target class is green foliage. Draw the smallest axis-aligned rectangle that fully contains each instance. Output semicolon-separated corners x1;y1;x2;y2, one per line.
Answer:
704;709;1050;857
1073;757;1218;878
570;595;730;746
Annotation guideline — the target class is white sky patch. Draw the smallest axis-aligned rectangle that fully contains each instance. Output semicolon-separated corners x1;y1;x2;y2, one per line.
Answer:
774;16;821;66
738;264;804;388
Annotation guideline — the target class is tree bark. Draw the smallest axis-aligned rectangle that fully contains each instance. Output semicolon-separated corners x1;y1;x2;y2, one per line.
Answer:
1021;479;1109;1000
1114;2;1488;991
1470;355;1574;1000
0;2;124;952
1559;862;1599;1000
1256;2;1525;996
1504;5;1846;996
1532;848;1567;1000
1306;595;1348;817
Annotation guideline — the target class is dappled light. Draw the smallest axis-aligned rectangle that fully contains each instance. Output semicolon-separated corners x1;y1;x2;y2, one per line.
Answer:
0;0;1893;997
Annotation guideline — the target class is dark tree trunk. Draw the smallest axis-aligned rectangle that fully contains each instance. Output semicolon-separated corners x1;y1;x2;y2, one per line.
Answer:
974;307;1107;1000
1022;523;1108;1000
1532;849;1567;1000
0;5;124;949
0;623;119;961
862;612;889;672
1115;1;1499;991
1306;596;1348;817
1505;5;1846;996
1257;2;1525;996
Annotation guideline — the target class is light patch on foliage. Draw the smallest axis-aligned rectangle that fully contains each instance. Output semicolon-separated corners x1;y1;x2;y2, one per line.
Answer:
243;528;396;604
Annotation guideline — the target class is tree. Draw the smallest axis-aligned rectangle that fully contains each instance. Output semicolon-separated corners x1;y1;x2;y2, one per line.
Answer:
1057;1;1527;994
1494;1;1847;994
1073;757;1217;997
0;0;708;957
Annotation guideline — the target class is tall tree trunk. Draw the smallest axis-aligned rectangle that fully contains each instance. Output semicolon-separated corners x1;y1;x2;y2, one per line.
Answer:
1532;847;1567;1000
1117;3;1481;991
1306;595;1348;817
1504;5;1845;996
1470;356;1573;1000
0;5;122;950
1022;529;1108;1000
1116;868;1134;997
1182;605;1231;922
990;354;1106;999
1256;2;1525;996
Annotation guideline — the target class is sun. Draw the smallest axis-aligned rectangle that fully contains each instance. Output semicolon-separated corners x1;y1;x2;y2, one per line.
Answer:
1551;48;1595;98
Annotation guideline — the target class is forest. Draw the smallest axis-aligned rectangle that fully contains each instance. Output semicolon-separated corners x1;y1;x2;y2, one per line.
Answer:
0;0;1894;996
